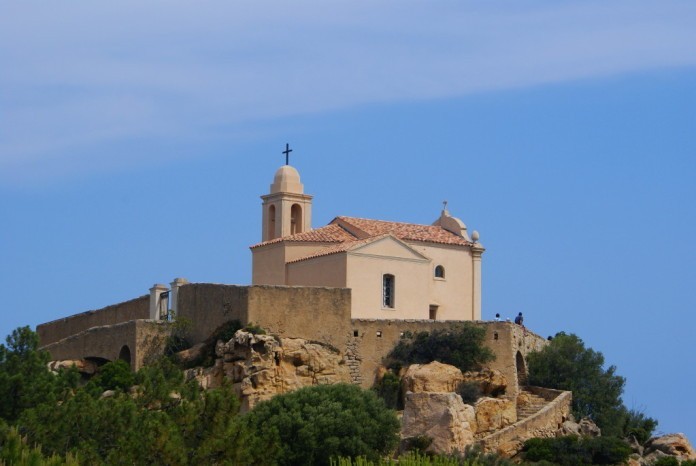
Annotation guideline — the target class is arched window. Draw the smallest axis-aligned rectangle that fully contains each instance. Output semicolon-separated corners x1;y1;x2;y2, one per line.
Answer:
434;265;445;279
268;205;276;240
382;274;395;308
290;204;303;235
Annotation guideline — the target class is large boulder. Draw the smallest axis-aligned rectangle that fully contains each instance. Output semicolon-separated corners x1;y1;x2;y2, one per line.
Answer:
48;359;98;375
402;361;464;395
645;433;696;460
474;397;516;434
461;368;507;397
196;330;351;411
402;391;476;454
556;417;601;438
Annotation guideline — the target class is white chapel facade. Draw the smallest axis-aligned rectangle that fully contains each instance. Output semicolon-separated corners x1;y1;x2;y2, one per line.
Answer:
251;163;485;321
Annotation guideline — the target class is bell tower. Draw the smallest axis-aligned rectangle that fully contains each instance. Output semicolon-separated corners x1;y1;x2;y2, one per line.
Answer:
261;164;313;242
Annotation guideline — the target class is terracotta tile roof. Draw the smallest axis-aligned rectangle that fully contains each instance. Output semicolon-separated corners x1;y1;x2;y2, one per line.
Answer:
251;216;471;261
333;216;471;247
249;224;356;249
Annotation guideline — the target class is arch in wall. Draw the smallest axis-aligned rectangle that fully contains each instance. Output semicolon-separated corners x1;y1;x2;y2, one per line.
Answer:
516;351;527;386
434;265;445;278
290;204;303;235
268;205;276;240
85;356;110;367
119;345;132;367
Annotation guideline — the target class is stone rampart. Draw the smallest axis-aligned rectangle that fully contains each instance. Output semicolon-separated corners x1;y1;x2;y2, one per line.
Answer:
350;320;548;389
478;388;572;456
40;320;169;371
176;284;250;343
37;295;149;347
248;285;352;347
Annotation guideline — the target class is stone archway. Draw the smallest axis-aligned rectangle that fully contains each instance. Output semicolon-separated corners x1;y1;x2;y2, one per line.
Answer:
118;345;132;367
516;351;527;386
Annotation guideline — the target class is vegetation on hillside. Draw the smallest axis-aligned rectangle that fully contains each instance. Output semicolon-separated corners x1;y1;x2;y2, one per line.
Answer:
527;332;657;440
0;325;668;465
387;323;495;373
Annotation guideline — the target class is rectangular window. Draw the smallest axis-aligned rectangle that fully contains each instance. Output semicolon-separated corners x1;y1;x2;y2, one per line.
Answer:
383;274;395;308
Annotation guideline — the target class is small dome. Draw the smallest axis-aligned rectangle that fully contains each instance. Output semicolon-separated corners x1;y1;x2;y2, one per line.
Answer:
270;165;304;194
271;165;304;194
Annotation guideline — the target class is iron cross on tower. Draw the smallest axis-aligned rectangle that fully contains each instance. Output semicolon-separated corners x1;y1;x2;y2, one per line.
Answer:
282;143;293;165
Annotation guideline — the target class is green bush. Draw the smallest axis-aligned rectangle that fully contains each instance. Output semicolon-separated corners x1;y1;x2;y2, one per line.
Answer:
652;458;679;466
373;371;402;410
527;332;629;436
238;384;400;465
621;408;658;445
388;323;495;373
457;382;482;405
523;435;631;465
0;327;78;423
87;360;135;393
402;435;433;454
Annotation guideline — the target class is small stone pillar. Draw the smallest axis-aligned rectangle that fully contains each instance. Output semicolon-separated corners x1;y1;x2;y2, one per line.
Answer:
149;284;169;320
471;234;484;321
169;277;189;319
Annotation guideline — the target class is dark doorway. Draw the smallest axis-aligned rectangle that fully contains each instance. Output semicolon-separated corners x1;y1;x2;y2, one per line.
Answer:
119;345;132;367
516;351;527;386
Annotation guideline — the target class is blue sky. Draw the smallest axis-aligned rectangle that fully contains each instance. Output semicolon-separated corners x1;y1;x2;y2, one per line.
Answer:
1;1;695;441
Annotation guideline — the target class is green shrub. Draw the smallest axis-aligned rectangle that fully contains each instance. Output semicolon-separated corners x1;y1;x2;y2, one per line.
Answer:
402;435;433;454
457;382;482;405
621;408;658;445
373;371;402;410
87;360;135;393
238;384;400;465
527;332;628;436
387;323;495;373
523;435;631;465
653;458;679;466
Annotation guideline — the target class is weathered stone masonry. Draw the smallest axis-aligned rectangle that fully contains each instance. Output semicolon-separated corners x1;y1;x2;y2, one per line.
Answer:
38;284;546;387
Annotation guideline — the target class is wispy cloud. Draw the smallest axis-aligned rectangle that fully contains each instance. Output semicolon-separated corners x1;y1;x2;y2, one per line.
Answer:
1;1;695;183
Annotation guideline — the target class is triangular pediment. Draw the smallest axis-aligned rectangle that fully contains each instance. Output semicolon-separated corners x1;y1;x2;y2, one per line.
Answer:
347;234;430;262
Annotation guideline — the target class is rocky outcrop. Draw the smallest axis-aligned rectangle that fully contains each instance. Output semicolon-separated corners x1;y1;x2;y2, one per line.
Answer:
474;397;516;434
401;361;464;395
184;330;351;411
48;359;98;375
644;433;696;461
556;416;601;438
461;368;507;397
402;392;476;454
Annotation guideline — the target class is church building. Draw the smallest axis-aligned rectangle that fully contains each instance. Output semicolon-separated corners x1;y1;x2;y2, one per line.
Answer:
251;163;485;321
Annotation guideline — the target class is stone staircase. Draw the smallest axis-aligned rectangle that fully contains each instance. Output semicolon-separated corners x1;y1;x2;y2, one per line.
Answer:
516;389;548;420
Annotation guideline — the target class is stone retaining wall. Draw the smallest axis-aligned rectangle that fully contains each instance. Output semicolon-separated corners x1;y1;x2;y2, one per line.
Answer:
478;388;572;457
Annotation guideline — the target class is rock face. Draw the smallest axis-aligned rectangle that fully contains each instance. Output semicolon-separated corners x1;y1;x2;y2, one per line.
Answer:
474;397;517;434
557;416;601;438
402;392;476;454
645;433;696;461
402;361;464;395
185;330;351;411
461;368;508;397
48;359;98;375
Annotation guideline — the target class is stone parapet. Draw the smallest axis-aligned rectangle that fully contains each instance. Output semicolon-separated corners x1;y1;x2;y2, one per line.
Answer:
478;388;572;457
38;295;149;347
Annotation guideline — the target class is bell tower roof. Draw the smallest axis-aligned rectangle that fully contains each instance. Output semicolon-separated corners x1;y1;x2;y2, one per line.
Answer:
270;165;304;194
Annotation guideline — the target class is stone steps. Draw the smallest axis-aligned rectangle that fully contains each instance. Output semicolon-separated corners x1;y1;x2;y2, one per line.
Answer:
516;390;547;420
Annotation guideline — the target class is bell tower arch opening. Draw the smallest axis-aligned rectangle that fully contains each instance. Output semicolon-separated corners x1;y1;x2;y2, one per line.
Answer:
268;204;277;240
291;204;303;235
